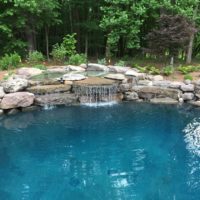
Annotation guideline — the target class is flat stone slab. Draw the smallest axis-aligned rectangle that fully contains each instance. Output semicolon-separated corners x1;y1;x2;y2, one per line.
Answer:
150;98;178;104
108;66;130;73
74;77;116;86
62;74;86;81
27;84;71;94
17;67;43;77
87;63;109;71
104;74;125;81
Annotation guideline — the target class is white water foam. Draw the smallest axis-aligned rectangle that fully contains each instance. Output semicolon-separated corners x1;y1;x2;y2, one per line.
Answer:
81;101;118;107
184;118;200;157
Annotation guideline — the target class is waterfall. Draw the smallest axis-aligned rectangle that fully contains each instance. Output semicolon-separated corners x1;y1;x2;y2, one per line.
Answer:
73;84;118;105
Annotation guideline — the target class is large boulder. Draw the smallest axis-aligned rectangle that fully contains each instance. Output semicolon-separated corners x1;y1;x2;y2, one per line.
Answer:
104;73;125;81
182;93;194;101
124;92;139;101
62;74;86;81
17;67;43;77
2;78;28;93
0;92;35;109
47;67;66;73
27;84;71;94
65;65;85;72
0;87;5;98
87;63;109;71
180;84;194;92
125;70;145;79
138;80;153;86
152;80;171;88
152;75;164;81
169;81;183;89
108;66;130;73
133;86;181;100
150;98;179;104
35;93;78;106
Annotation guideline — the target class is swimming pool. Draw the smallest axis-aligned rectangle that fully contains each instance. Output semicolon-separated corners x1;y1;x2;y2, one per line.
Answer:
0;103;200;200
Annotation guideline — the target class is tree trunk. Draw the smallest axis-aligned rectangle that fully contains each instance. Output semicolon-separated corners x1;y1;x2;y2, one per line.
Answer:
25;26;35;53
45;26;50;61
85;33;88;57
186;33;195;64
105;38;111;64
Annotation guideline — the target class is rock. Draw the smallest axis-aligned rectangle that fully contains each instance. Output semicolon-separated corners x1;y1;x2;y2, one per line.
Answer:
7;109;20;115
27;84;71;94
2;78;28;93
66;65;85;72
35;93;78;106
184;79;191;85
179;98;184;103
104;74;125;81
0;109;4;116
64;80;73;85
152;75;164;81
108;66;130;73
120;84;132;92
138;80;153;86
152;80;171;88
1;92;35;109
47;67;66;73
180;84;194;92
182;93;194;101
133;86;181;100
17;67;43;77
62;74;86;81
125;70;145;79
80;63;87;68
150;98;178;104
190;101;200;107
169;81;183;89
87;63;109;71
195;93;200;99
28;79;60;87
0;87;5;98
124;92;139;101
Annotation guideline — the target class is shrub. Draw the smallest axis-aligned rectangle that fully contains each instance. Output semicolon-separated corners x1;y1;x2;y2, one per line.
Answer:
51;44;66;62
147;66;161;75
98;58;106;65
115;60;126;67
177;65;199;74
184;74;193;81
0;53;21;70
133;64;147;73
162;66;174;76
27;51;44;64
3;70;14;80
67;54;86;65
33;64;47;70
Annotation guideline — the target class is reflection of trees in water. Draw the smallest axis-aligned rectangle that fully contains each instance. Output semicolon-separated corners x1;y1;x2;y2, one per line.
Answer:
184;119;200;191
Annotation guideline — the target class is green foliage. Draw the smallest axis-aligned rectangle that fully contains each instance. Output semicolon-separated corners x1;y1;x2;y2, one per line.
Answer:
133;64;147;73
0;53;21;70
51;44;66;62
97;58;106;65
162;66;174;76
184;74;193;81
115;60;126;67
3;70;14;80
33;64;47;70
146;66;161;75
27;51;44;64
67;54;86;65
177;65;200;74
61;33;77;57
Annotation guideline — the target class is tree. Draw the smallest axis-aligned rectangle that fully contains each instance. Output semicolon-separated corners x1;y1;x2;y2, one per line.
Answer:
146;14;196;64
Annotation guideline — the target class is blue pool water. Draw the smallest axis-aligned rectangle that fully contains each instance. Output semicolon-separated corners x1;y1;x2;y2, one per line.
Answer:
1;103;200;200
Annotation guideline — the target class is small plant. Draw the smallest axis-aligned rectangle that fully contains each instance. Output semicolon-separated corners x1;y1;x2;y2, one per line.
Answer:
0;53;21;70
51;44;66;62
177;65;199;74
147;66;161;75
97;58;106;65
184;74;193;81
27;51;44;64
115;60;126;67
33;64;47;70
133;64;147;73
162;66;174;76
67;54;86;65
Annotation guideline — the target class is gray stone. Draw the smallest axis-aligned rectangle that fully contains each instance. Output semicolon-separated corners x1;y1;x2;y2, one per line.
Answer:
138;80;153;86
150;98;178;104
108;66;131;73
0;92;35;109
152;75;164;81
87;63;109;71
195;93;200;99
0;87;5;98
79;63;87;68
180;84;194;92
65;65;85;72
62;74;86;81
21;106;40;112
0;109;4;116
17;67;43;77
124;92;139;101
190;101;200;107
133;86;181;100
35;93;78;106
27;84;71;94
7;109;20;115
2;78;28;93
120;84;132;92
182;93;194;101
104;74;125;81
184;79;191;85
152;80;171;88
47;67;66;73
169;81;183;89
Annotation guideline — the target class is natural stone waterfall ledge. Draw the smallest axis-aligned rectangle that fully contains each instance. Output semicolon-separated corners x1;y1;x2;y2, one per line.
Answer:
1;66;200;115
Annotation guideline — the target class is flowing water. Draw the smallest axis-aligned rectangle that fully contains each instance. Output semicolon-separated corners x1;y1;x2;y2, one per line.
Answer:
0;103;200;200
